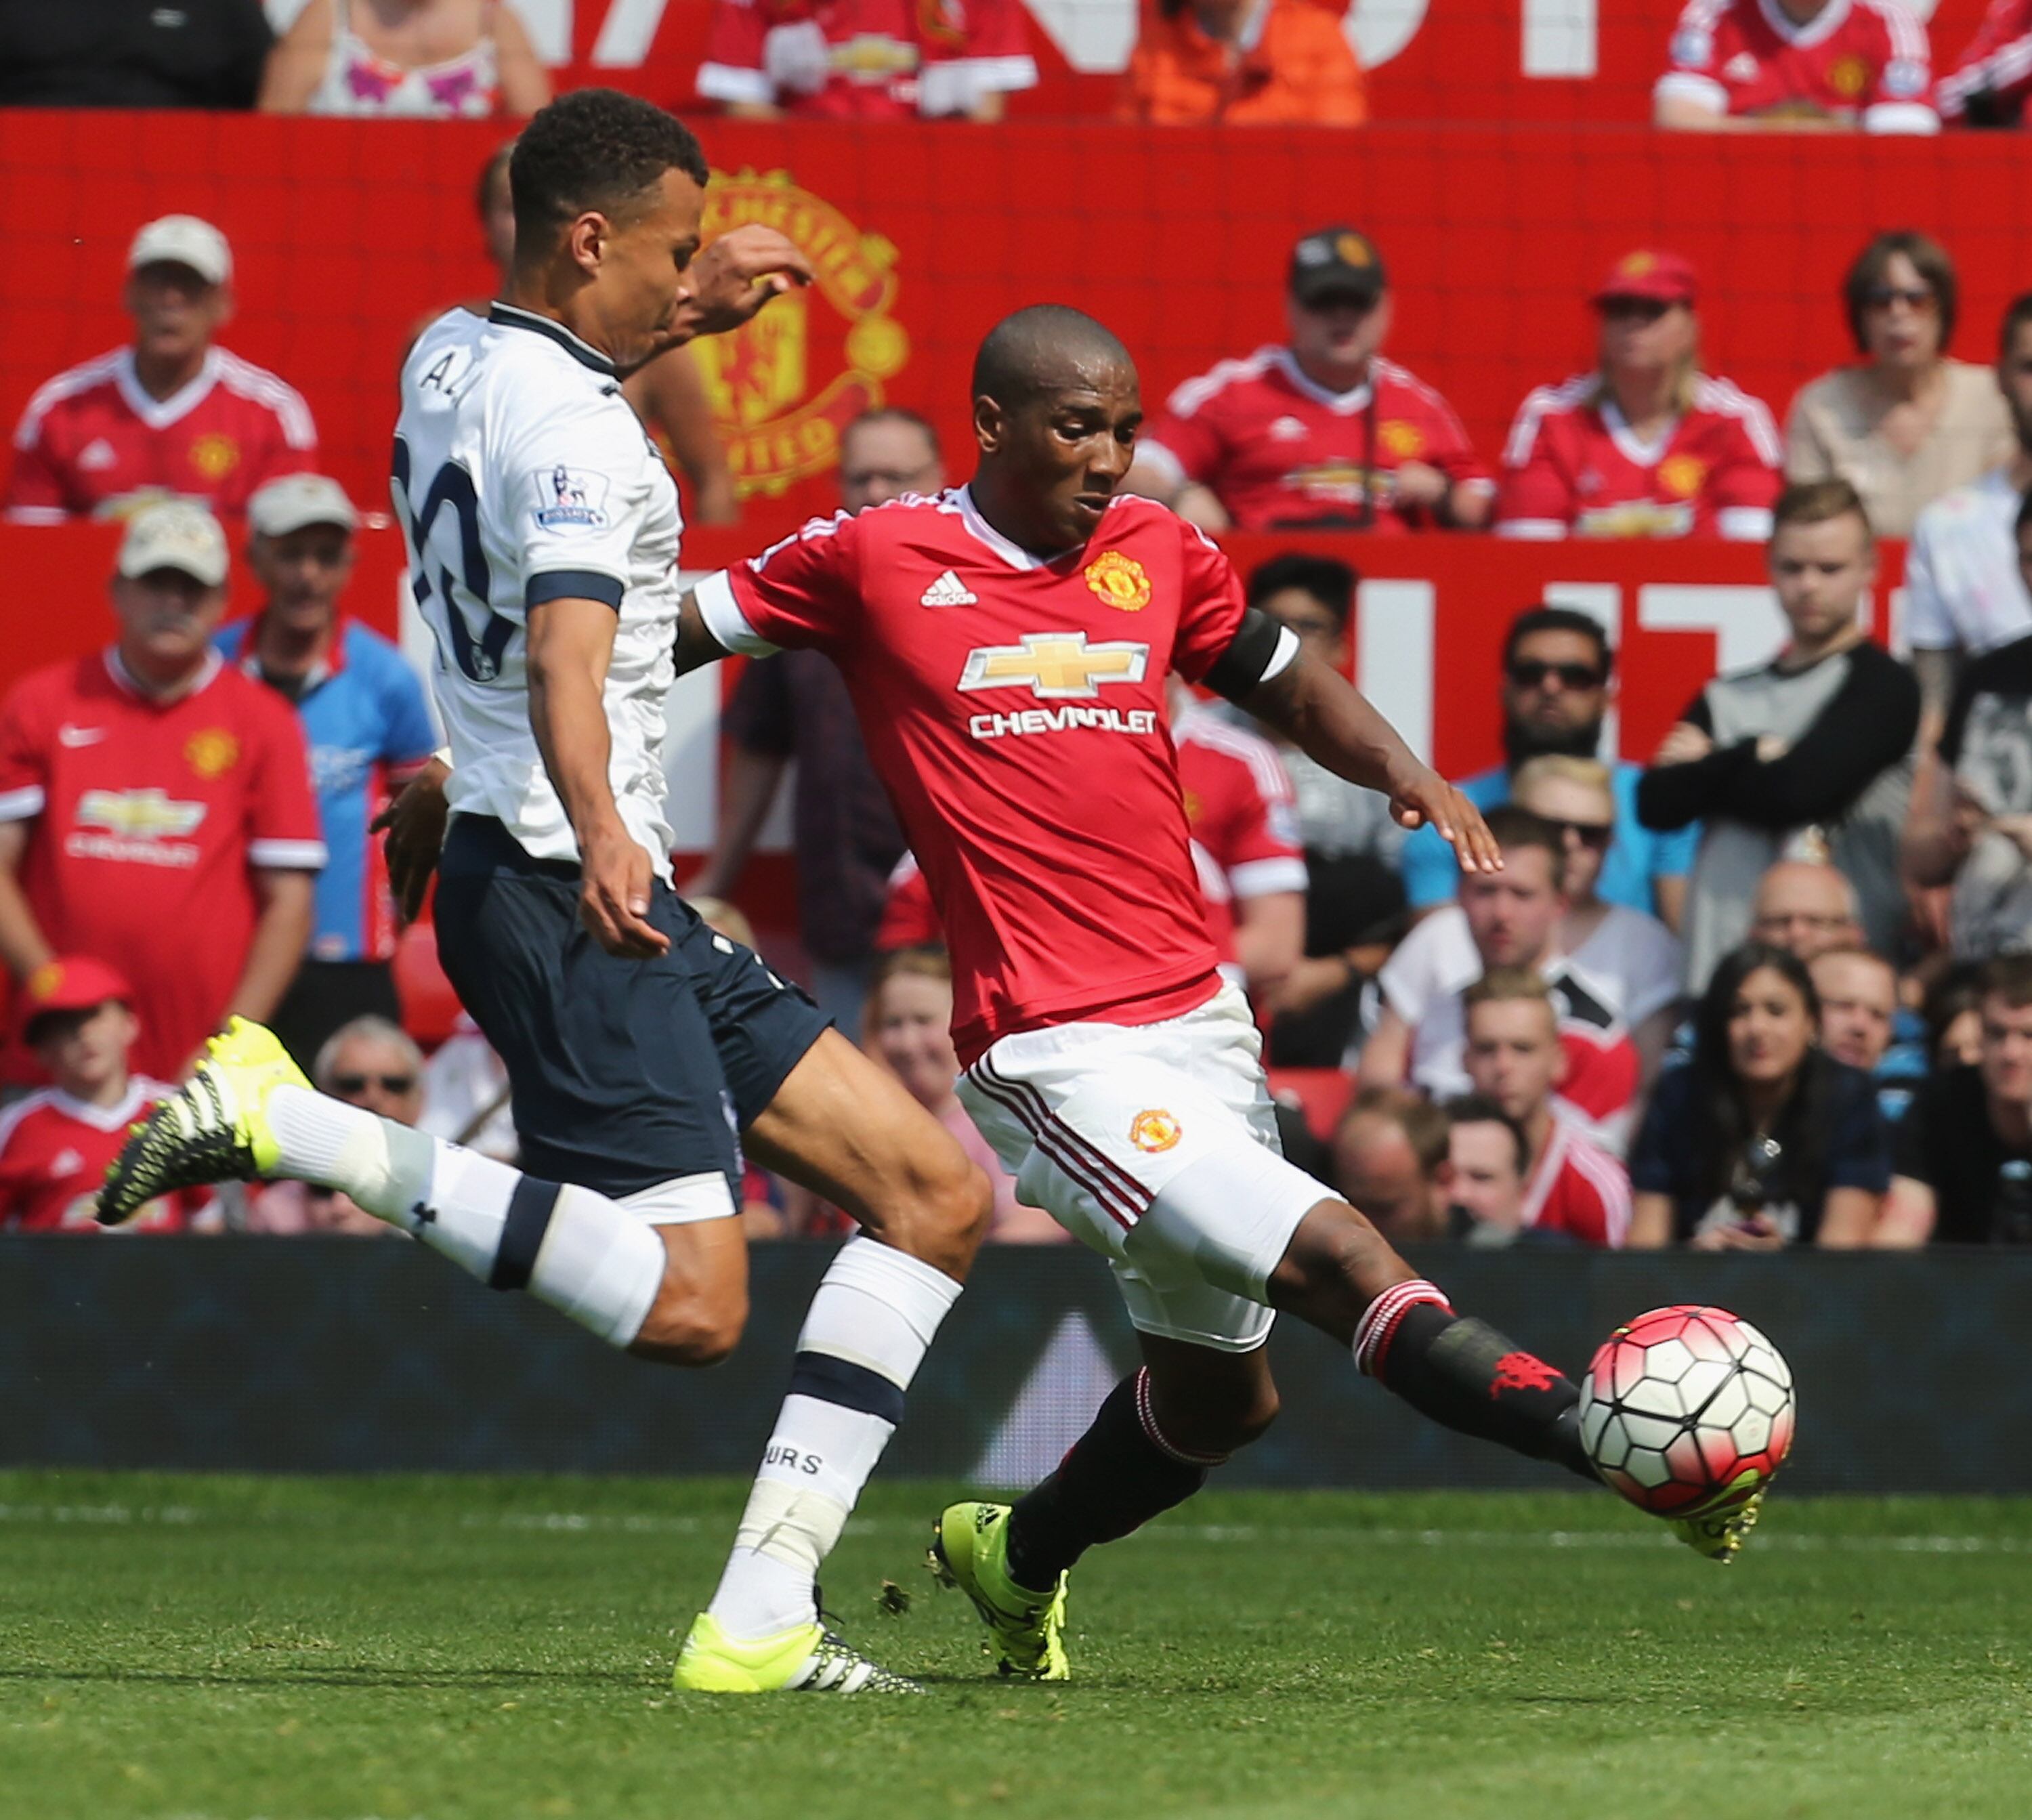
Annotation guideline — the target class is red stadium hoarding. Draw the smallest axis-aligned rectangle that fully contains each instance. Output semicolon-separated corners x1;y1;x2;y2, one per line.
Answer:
6;112;2031;549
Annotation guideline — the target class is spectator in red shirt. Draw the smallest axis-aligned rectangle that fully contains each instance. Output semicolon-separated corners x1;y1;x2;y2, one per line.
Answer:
697;0;1038;120
0;503;324;1081
1498;251;1783;542
5;215;318;524
1655;0;1937;133
1939;0;2032;124
1461;969;1634;1246
0;955;216;1233
1128;226;1493;532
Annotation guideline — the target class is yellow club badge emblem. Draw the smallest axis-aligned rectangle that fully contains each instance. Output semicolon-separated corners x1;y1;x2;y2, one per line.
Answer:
184;728;240;779
1657;454;1707;499
1084;550;1151;612
1129;1109;1183;1154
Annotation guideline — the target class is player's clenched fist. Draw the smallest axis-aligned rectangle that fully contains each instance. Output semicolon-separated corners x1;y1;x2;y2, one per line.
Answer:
675;226;813;340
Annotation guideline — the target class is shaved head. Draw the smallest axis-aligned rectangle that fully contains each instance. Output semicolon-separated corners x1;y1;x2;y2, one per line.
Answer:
972;305;1135;407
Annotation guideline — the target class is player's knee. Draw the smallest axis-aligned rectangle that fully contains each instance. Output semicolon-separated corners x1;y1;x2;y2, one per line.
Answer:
631;1277;748;1368
1294;1198;1411;1305
1202;1375;1282;1452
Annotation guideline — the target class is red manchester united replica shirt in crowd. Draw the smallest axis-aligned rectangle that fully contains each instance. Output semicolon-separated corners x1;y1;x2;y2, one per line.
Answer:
1937;0;2032;121
0;652;326;1080
0;1080;213;1231
1521;1112;1634;1248
696;0;1036;119
1137;346;1492;533
699;488;1279;1063
4;347;318;523
878;706;1305;980
1496;374;1783;541
1655;0;1939;131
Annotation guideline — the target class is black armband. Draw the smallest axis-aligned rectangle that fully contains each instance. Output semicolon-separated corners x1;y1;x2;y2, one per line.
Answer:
1203;607;1289;704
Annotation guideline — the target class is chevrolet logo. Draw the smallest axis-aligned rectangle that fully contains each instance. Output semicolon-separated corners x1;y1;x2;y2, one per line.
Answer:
957;633;1149;700
76;788;206;841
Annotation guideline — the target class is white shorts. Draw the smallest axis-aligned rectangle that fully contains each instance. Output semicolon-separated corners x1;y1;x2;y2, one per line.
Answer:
957;983;1330;1351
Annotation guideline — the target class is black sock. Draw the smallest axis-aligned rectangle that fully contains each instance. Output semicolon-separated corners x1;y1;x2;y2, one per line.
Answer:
1004;1370;1219;1590
1357;1282;1595;1483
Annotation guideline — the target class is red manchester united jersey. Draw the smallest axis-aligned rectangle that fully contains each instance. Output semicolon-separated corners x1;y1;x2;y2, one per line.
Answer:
1937;0;2032;121
0;652;326;1080
877;708;1305;976
1496;374;1783;541
701;488;1272;1062
696;0;1035;119
1656;0;1938;131
4;346;318;524
1521;1113;1633;1248
1139;347;1492;534
0;1080;213;1231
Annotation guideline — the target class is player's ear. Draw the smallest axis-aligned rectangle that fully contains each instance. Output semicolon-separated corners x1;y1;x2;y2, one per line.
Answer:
564;211;608;276
973;393;1004;454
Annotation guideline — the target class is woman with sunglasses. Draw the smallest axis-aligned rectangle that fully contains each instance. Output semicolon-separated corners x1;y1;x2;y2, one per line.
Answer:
1496;251;1782;542
1628;944;1888;1249
1785;231;2013;538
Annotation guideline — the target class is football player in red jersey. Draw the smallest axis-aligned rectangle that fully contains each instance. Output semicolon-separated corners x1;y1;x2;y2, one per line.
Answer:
662;308;1757;1668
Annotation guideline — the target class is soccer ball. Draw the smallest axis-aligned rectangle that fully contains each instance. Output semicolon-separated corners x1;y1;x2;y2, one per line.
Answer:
1578;1305;1795;1517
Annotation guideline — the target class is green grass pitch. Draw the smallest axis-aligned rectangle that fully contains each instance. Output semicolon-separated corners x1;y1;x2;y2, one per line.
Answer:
1;1473;2027;1820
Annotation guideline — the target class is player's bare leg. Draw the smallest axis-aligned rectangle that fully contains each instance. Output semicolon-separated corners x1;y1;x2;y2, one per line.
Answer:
679;1028;993;1686
1267;1196;1594;1477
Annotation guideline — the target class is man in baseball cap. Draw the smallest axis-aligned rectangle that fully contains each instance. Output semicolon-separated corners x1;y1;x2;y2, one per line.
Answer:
220;474;437;1069
1591;249;1698;310
3;213;316;525
1128;223;1494;532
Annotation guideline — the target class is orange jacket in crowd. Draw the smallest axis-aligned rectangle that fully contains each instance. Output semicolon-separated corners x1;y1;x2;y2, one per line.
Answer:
1120;0;1367;126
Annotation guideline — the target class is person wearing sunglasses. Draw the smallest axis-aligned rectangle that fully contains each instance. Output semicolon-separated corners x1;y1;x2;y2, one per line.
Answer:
1399;606;1699;931
1126;226;1492;534
1496;251;1781;542
244;1015;422;1234
1785;231;2013;539
1654;0;1938;135
1638;480;1920;993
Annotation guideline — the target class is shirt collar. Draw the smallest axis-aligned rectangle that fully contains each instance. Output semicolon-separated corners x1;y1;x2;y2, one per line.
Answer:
104;645;222;705
227;613;348;692
953;485;1096;572
1271;346;1374;415
488;302;620;377
114;346;221;431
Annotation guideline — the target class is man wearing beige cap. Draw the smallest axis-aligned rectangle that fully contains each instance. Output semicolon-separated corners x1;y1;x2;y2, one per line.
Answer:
3;215;318;524
217;475;436;1067
0;501;323;1081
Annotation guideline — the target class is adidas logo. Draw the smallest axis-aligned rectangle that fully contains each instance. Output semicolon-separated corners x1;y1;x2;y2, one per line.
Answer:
920;569;977;607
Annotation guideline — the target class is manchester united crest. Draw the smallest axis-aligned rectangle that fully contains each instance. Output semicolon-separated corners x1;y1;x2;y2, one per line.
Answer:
1657;454;1707;499
1084;551;1151;612
184;728;240;779
189;432;240;482
1378;419;1424;459
1129;1109;1183;1154
691;169;911;499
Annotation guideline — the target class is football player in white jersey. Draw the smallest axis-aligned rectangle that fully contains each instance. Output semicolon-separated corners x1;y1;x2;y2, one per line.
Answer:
103;89;992;1697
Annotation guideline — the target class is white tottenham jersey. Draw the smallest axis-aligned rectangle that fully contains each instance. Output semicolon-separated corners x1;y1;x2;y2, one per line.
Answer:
394;304;684;879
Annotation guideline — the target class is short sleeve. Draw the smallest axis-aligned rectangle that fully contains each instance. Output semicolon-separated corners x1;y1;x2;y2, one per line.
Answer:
916;0;1038;114
1419;388;1491;492
1168;519;1250;683
244;691;328;873
2;414;72;523
1706;402;1783;539
1782;384;1836;482
1205;740;1305;897
1647;818;1702;883
1626;1069;1689;1194
1863;6;1939;131
1825;1067;1893;1192
1495;394;1574;536
1902;506;1953;650
377;647;439;767
1655;1;1731;113
704;511;864;657
697;0;775;105
497;396;643;612
1139;370;1230;491
1376;909;1455;1025
0;675;50;822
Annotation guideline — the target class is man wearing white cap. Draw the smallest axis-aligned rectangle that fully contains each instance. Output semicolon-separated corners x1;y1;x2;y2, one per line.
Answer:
3;215;318;524
0;501;324;1081
217;475;436;1067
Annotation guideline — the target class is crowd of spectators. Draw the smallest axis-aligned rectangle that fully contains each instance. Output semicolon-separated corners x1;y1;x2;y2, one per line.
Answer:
12;0;2032;133
5;67;2032;1258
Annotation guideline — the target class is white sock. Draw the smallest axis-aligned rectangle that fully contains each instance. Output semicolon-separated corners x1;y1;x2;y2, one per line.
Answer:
706;1237;962;1641
266;1086;665;1349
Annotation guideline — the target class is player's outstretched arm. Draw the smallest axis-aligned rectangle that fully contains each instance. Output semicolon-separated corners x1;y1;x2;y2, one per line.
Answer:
1239;646;1502;874
673;590;738;679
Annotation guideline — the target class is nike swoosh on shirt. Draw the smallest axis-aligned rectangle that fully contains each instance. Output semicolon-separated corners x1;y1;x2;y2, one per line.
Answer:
58;726;107;747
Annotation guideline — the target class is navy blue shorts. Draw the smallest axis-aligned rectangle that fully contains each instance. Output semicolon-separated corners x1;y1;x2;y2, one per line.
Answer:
433;816;831;1200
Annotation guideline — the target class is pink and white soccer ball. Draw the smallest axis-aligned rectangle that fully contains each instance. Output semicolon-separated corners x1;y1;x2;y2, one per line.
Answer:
1578;1305;1795;1516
